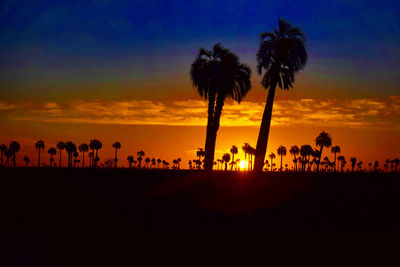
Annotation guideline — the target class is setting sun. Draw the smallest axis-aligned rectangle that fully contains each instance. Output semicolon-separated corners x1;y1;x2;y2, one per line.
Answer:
239;160;248;170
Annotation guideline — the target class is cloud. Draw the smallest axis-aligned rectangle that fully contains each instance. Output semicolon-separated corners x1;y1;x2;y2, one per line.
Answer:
2;96;400;130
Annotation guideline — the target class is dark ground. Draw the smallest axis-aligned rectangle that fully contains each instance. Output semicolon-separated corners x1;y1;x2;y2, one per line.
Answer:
1;168;400;264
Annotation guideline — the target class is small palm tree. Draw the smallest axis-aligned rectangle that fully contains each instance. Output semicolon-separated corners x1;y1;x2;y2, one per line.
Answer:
269;152;276;171
48;147;57;167
230;145;238;171
112;141;121;168
23;155;30;167
331;146;341;172
127;156;134;168
350;157;357;172
191;43;252;170
88;152;94;167
177;158;181;169
394;158;400;173
277;145;287;172
254;18;308;173
289;145;300;171
300;145;313;172
222;153;231;171
9;141;20;168
315;131;332;173
145;157;150;168
157;158;161;168
65;141;77;168
151;158;156;168
78;143;89;168
0;144;7;167
73;151;79;167
89;139;102;167
4;149;12;167
137;151;145;168
35;140;45;167
56;141;65;168
357;161;363;172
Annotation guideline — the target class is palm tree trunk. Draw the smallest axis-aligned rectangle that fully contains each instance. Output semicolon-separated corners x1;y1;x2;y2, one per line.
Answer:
204;94;216;171
316;147;323;173
231;154;234;171
59;150;62;168
333;152;337;172
38;149;41;168
82;151;85;168
13;152;16;168
114;149;117;168
254;83;277;173
280;155;283;172
204;94;224;171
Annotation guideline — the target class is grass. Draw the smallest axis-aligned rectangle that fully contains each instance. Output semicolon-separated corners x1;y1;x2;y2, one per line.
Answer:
1;168;399;232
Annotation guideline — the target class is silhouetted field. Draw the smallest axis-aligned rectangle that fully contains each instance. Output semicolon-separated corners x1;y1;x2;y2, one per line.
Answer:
1;168;399;232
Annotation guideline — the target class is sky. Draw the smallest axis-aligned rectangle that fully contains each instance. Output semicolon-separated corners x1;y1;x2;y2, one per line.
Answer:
0;0;399;168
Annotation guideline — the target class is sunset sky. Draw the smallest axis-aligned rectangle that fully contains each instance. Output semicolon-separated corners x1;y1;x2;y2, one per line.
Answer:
0;0;399;168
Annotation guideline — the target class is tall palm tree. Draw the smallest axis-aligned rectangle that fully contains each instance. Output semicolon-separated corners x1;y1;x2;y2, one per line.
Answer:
350;157;357;172
89;139;102;167
269;152;276;171
190;43;252;171
254;19;308;173
315;131;332;173
35;140;45;167
230;145;238;171
289;145;299;171
0;144;6;167
300;145;313;172
277;145;287;172
112;141;121;168
48;147;57;167
331;146;341;172
65;141;77;168
56;141;65;168
9;141;20;168
23;156;30;167
222;153;231;171
78;143;89;168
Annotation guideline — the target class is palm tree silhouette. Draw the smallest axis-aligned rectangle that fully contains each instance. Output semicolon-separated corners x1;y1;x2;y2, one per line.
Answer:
145;157;150;168
35;140;45;167
289;145;300;171
177;158;181;169
157;158;161;168
269;152;276;171
254;19;308;173
196;148;205;169
331;146;341;172
191;43;252;171
0;144;6;167
23;155;30;167
374;161;379;172
89;139;102;167
127;156;134;168
56;141;65;168
300;145;313;172
394;158;400;173
4;148;12;167
350;157;357;172
137;151;145;168
78;143;89;168
48;147;57;167
73;151;79;167
230;145;238;171
222;153;231;171
112;141;121;168
357;161;363;172
88;152;94;167
242;143;249;171
151;158;156;168
337;155;345;172
65;141;77;168
315;131;332;173
277;145;287;172
9;141;20;168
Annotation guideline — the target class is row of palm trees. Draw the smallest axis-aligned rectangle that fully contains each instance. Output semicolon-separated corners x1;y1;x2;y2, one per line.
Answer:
206;131;400;173
191;18;308;172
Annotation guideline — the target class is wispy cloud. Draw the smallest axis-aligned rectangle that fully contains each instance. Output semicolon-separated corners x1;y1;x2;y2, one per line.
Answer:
1;96;399;129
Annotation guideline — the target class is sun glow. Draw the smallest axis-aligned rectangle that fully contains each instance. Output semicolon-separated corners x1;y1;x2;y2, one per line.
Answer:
239;160;248;170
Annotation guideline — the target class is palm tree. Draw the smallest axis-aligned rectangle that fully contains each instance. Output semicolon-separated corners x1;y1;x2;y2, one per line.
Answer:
230;145;238;171
277;145;287;172
177;158;181;169
48;147;57;167
88;152;94;167
374;161;379;172
77;143;89;168
315;131;332;173
254;19;308;173
300;145;313;172
190;43;252;171
331;146;341;172
112;141;121;168
269;152;276;171
188;160;192;170
157;158;161;168
35;140;45;167
23;156;30;167
394;158;400;173
289;145;299;171
4;149;12;167
65;141;77;168
9;141;20;168
56;141;65;168
145;157;150;168
357;161;363;172
222;153;231;171
127;156;134;168
151;158;156;168
73;151;79;167
337;155;345;172
350;157;357;172
89;139;102;167
242;143;249;171
137;151;145;168
0;144;6;167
